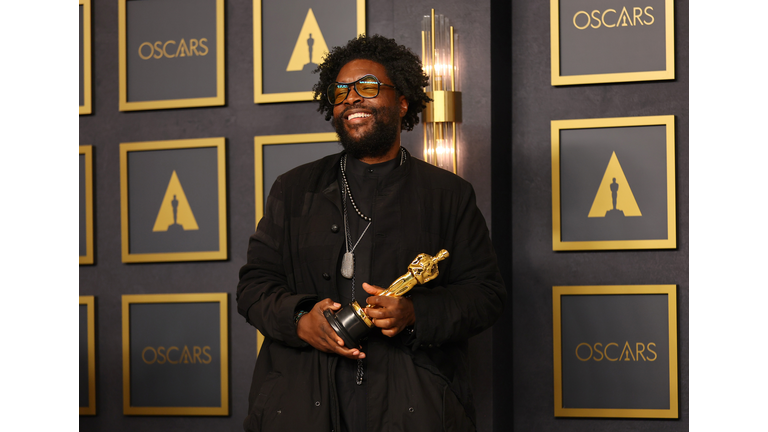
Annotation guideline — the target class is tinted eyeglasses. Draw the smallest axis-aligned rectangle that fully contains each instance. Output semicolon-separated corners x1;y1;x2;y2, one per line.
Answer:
326;74;397;105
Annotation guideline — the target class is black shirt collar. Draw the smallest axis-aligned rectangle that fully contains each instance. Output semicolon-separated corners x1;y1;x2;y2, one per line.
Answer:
345;149;402;179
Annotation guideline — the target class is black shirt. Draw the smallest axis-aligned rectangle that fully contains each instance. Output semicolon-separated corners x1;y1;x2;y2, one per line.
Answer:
335;153;402;432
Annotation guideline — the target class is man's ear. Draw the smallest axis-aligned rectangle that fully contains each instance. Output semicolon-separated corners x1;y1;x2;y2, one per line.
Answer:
399;95;408;118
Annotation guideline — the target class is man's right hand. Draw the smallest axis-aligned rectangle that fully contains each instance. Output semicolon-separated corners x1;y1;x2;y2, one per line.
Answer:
296;299;366;360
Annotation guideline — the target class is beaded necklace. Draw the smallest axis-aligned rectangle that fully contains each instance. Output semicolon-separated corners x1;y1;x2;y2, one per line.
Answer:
339;147;406;279
339;147;406;385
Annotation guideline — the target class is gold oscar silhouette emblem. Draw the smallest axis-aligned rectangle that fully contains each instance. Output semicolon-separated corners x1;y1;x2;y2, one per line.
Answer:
324;250;449;349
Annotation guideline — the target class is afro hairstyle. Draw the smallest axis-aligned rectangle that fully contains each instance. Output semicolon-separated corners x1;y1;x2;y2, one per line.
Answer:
312;34;431;131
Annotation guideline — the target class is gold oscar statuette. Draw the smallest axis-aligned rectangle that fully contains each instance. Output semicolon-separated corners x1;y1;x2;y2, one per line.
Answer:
324;249;449;349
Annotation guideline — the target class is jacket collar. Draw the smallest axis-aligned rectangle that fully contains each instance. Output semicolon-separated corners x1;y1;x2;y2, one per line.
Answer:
320;152;344;214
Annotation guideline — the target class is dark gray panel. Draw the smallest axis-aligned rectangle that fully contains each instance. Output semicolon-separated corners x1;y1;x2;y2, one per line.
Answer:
261;141;340;207
80;154;87;256
559;125;669;241
559;0;667;76
80;304;90;408
126;0;218;101
79;0;496;430
561;294;670;409
261;0;358;94
510;0;688;430
129;302;221;407
127;147;219;254
80;4;85;106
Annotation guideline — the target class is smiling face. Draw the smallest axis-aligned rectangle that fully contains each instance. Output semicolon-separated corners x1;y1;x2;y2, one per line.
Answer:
331;59;408;162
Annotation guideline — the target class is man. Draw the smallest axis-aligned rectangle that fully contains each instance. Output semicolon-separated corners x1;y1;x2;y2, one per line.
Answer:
237;34;505;432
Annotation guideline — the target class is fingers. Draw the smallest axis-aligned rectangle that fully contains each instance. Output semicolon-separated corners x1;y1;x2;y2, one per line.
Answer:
380;327;401;338
366;317;396;329
296;299;366;360
362;282;383;296
298;300;342;348
363;296;415;337
315;299;345;345
323;324;366;359
364;295;404;314
317;298;342;311
319;316;366;360
335;345;366;360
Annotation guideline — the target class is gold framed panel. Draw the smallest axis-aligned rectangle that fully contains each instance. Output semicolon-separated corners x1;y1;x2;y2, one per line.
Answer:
552;285;678;418
551;115;676;251
80;296;96;415
79;0;92;115
118;0;225;111
550;0;675;86
120;138;227;263
253;132;339;355
253;0;366;103
121;293;229;416
254;132;339;226
79;145;94;265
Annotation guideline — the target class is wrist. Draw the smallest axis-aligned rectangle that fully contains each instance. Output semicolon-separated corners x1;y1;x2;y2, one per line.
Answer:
294;310;309;327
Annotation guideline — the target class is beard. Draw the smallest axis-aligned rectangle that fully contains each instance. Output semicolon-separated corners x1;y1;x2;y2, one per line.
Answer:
333;104;400;160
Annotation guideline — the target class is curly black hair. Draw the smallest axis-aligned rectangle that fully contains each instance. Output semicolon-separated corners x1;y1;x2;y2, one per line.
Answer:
312;34;431;131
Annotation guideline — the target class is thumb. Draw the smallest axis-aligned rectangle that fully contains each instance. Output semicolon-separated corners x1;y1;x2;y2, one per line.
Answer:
362;283;384;296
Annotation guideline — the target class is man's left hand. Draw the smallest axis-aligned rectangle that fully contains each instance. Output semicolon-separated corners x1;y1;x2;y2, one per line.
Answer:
363;283;415;337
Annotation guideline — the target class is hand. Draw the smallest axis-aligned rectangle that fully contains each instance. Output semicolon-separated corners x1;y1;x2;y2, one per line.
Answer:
363;283;416;337
296;299;366;360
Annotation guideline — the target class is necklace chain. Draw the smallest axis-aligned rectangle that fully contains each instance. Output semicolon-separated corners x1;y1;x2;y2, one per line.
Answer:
340;157;371;221
340;187;371;280
339;147;406;386
340;147;406;222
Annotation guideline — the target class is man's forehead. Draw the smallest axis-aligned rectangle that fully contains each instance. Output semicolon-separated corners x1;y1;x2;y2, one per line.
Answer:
335;59;389;82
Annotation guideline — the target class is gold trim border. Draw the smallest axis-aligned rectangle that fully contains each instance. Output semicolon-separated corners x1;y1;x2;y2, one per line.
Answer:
118;0;226;111
79;0;92;115
121;293;229;416
551;115;676;251
119;138;228;263
79;145;94;265
550;0;675;86
253;0;366;103
254;132;339;227
552;285;679;418
79;296;97;415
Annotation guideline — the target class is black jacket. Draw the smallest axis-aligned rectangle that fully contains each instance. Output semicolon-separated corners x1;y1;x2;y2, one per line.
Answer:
237;150;506;432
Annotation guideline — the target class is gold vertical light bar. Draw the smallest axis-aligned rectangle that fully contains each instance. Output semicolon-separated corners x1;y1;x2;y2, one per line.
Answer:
431;8;438;164
450;27;455;92
422;9;460;174
450;26;457;174
431;9;436;90
422;29;428;161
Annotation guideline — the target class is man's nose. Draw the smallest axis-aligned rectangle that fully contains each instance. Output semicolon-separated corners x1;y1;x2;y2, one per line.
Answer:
344;84;363;105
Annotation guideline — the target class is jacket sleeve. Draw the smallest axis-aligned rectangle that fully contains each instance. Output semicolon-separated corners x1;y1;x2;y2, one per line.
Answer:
405;182;506;348
236;175;317;347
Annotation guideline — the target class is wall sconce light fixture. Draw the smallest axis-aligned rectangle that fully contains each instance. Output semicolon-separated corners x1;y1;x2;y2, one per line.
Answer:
421;9;461;174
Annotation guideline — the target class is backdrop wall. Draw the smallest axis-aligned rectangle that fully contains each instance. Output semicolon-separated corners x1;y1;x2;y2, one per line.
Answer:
79;0;497;430
501;1;689;430
80;0;688;429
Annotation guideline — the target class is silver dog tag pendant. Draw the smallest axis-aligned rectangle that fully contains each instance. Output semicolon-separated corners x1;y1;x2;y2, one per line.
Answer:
341;252;354;279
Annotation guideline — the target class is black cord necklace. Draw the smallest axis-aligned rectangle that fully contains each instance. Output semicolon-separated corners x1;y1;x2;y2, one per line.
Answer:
339;148;407;386
339;147;406;279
